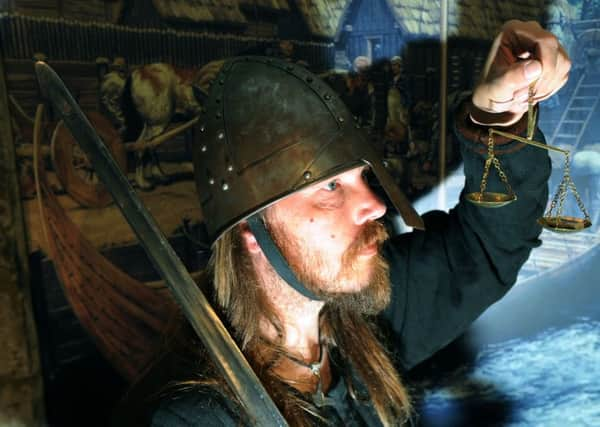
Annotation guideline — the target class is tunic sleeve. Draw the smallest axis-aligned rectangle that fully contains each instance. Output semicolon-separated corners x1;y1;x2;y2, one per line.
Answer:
151;388;241;427
382;99;551;370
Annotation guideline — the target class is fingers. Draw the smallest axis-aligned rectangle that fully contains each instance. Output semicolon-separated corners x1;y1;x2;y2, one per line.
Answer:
472;59;541;113
538;43;571;100
532;73;570;103
472;20;571;125
500;20;571;101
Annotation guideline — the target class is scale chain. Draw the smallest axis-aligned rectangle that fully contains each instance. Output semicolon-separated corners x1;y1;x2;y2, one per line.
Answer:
479;157;493;197
545;153;591;222
492;157;514;196
568;178;591;221
478;131;514;198
478;132;498;197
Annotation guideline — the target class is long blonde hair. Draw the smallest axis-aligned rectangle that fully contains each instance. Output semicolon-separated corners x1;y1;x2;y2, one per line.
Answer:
171;224;412;426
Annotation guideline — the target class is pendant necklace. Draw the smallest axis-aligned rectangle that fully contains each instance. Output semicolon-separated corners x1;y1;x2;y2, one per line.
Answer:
284;343;334;408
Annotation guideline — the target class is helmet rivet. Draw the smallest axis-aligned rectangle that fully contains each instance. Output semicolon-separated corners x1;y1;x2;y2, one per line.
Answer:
338;117;344;123
303;171;312;180
201;145;207;152
219;79;224;85
208;178;215;185
218;131;224;140
216;112;222;119
324;94;331;100
199;125;206;132
222;182;229;191
227;165;234;172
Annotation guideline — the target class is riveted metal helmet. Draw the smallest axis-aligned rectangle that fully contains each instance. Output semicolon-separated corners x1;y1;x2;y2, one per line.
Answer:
193;56;423;244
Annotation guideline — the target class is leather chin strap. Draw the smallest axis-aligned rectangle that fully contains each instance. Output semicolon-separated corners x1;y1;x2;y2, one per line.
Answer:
246;215;323;301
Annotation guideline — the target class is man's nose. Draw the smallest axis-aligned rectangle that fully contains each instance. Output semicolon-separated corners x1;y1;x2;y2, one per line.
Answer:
352;183;387;225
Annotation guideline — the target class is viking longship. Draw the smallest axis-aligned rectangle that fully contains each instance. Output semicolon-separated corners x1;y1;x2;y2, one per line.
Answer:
33;104;180;381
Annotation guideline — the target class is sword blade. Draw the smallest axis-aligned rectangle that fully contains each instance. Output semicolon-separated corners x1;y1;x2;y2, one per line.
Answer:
35;61;287;427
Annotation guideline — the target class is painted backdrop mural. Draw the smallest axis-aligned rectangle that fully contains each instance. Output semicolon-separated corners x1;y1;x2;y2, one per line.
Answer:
0;0;598;425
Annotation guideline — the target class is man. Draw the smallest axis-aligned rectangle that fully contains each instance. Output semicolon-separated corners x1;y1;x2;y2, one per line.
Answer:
146;20;569;426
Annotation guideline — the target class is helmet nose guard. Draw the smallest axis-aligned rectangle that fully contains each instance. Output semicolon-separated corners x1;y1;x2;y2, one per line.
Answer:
193;56;424;243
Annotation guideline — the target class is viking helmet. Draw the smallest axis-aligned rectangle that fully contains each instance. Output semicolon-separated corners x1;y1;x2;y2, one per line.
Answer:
193;56;423;244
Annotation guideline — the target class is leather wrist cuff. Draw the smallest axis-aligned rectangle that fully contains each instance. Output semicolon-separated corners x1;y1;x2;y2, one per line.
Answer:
455;99;537;155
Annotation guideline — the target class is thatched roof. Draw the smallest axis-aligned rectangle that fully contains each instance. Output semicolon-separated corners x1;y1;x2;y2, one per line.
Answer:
152;0;248;24
387;0;547;39
294;0;348;38
6;0;113;21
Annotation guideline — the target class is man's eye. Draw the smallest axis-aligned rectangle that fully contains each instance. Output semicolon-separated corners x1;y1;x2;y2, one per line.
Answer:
325;180;339;191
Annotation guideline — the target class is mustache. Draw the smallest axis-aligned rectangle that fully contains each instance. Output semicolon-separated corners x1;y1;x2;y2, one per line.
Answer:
343;221;389;260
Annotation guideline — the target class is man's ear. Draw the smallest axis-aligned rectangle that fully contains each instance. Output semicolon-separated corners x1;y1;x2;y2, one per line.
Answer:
240;221;261;254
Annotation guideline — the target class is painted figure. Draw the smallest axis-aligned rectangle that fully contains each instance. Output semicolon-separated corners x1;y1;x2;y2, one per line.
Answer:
100;62;206;190
321;57;375;128
387;55;411;132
